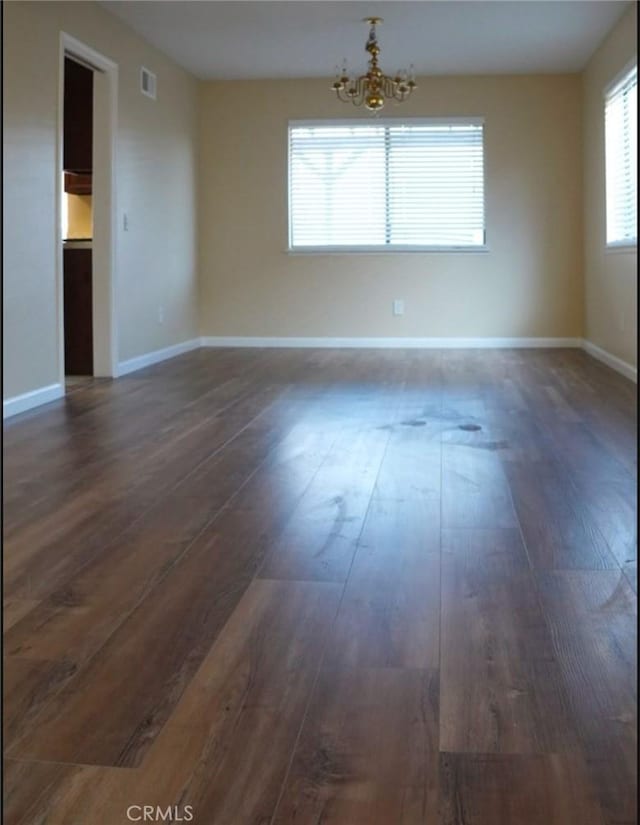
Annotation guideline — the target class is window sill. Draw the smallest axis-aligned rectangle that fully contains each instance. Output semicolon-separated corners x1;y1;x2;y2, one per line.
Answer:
605;242;637;254
286;245;490;255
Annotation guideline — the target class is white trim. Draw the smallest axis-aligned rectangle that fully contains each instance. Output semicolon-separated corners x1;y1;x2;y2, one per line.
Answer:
286;245;490;255
200;336;582;350
605;240;637;253
582;340;637;383
56;42;65;392
116;339;201;377
3;384;65;420
603;56;637;98
289;117;485;128
4;339;633;419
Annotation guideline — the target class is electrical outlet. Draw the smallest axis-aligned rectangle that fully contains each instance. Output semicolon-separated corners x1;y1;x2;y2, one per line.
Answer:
393;299;405;316
158;306;164;324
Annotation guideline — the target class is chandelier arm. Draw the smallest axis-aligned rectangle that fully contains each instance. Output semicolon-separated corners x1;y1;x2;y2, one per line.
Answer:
356;76;368;105
352;83;366;107
344;76;358;99
383;76;396;98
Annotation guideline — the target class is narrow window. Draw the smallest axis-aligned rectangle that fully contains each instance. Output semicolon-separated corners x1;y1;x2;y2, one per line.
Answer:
605;64;637;247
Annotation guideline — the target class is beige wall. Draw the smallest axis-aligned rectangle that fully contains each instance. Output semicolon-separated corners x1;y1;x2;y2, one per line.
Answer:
198;75;583;340
3;0;199;399
583;3;637;368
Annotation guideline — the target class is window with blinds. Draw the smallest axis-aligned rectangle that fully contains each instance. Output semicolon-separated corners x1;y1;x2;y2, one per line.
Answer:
605;64;637;247
288;119;485;250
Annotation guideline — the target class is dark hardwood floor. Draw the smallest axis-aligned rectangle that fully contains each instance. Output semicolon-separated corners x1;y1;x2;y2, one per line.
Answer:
2;347;637;825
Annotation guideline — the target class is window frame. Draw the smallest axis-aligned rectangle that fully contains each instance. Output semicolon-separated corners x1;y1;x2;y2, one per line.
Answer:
603;60;637;251
287;117;488;254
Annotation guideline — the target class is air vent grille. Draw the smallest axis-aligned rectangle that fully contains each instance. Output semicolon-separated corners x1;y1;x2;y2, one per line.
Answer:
140;67;157;100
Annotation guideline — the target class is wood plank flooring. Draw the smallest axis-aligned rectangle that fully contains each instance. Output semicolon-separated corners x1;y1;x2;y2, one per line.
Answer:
3;347;637;825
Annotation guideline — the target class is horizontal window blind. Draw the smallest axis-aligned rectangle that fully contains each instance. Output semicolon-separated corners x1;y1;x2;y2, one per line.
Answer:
605;65;637;246
289;121;485;249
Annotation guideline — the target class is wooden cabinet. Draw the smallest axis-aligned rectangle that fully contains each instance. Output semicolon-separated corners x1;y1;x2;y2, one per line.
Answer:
63;248;93;375
64;173;92;196
63;57;93;174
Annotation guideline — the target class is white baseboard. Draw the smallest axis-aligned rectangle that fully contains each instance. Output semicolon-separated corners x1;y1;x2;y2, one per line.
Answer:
3;383;65;420
116;338;201;377
200;335;582;350
582;340;637;383
4;337;632;420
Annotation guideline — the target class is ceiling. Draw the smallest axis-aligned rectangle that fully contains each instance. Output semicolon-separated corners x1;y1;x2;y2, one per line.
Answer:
99;1;630;80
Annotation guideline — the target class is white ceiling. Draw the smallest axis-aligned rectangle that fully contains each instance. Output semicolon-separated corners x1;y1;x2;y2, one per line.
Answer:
100;1;630;80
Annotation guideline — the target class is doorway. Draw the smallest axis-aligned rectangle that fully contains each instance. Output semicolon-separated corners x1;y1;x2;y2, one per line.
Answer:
57;34;118;386
62;56;94;378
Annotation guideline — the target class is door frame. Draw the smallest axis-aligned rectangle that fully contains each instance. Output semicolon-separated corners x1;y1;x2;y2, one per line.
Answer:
57;32;118;382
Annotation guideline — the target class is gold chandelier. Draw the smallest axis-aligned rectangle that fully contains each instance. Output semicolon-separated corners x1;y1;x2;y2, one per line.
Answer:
332;17;417;112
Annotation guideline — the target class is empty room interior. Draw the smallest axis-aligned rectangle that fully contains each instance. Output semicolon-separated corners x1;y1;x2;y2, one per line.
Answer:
2;1;638;823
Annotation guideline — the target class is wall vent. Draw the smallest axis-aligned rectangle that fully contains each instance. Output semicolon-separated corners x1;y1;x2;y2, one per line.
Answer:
140;67;157;100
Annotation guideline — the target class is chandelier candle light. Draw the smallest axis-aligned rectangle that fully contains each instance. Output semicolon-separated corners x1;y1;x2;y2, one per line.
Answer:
332;17;417;112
